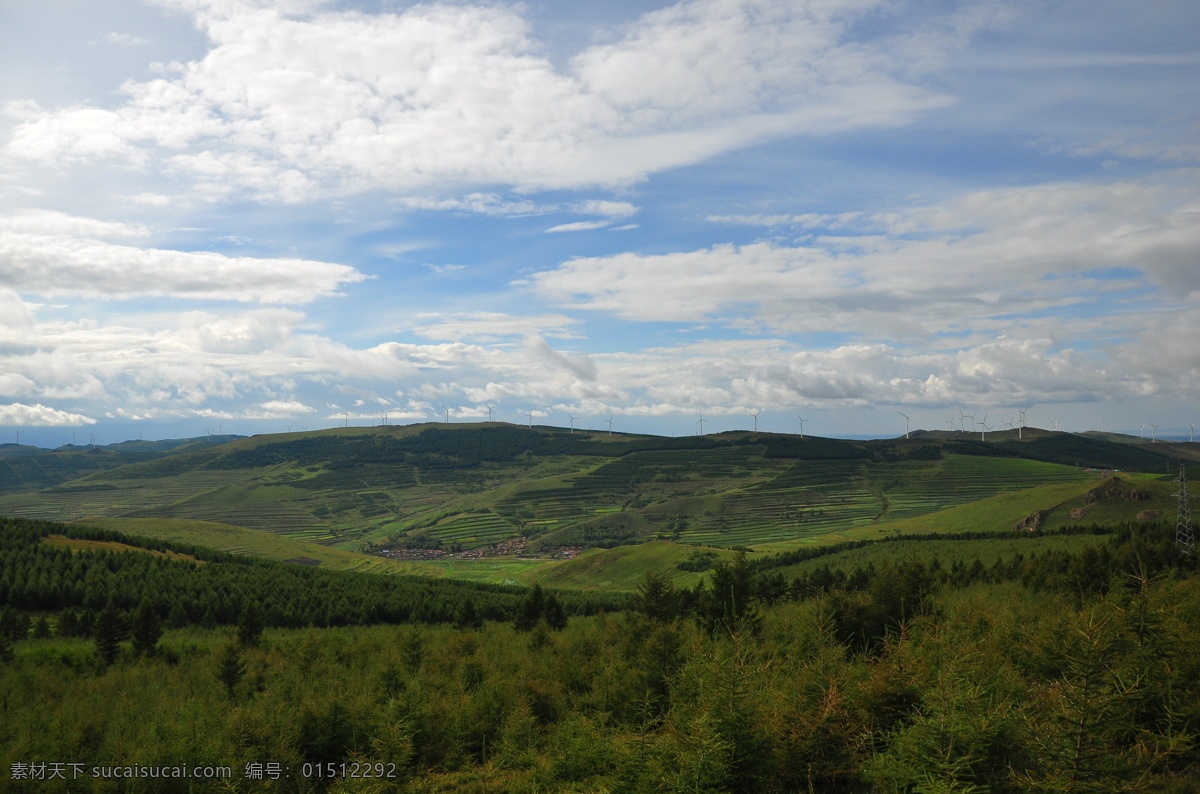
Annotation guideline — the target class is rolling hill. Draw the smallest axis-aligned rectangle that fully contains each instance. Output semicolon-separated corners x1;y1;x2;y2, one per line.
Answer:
0;423;1190;576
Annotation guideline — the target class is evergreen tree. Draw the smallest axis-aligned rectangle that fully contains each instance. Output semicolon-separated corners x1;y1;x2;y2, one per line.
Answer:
543;593;568;631
201;604;217;629
515;584;545;632
130;597;163;657
0;631;12;664
93;603;127;666
215;643;245;699
236;601;265;648
31;616;51;639
166;601;188;630
699;551;760;636
0;605;20;639
635;569;679;623
56;607;80;638
454;597;483;630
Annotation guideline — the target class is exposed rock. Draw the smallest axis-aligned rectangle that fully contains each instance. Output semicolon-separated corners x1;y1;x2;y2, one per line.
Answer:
1137;510;1160;521
1069;508;1089;520
1013;510;1049;532
1083;477;1149;504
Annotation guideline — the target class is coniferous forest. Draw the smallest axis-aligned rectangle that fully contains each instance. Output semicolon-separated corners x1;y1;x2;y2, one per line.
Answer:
1;514;1198;791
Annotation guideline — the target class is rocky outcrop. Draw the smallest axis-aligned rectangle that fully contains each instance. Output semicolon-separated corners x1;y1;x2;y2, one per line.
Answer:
1013;509;1049;532
1083;477;1149;504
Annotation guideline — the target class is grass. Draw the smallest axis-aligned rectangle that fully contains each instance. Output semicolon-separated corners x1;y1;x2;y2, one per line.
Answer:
42;534;204;565
526;540;738;592
763;532;1112;580
68;517;442;577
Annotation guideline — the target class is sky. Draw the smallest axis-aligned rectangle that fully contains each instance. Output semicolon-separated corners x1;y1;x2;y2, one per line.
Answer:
1;0;1198;448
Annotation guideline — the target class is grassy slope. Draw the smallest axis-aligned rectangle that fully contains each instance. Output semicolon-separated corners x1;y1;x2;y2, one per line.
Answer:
0;426;1186;592
763;532;1112;580
527;540;739;591
69;516;445;577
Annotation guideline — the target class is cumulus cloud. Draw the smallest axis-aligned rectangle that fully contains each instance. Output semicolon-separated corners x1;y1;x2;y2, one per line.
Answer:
257;399;316;417
523;174;1200;334
524;333;597;382
409;312;583;342
0;403;97;426
4;0;951;201
0;210;368;303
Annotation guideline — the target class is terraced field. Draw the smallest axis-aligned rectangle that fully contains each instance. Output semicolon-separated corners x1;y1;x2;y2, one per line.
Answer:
0;426;1150;560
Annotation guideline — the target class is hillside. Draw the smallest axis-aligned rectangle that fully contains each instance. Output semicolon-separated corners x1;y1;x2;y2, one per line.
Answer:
0;435;244;495
0;425;1189;567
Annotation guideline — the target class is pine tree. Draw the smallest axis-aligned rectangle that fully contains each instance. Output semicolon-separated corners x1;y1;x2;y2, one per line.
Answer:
130;597;163;657
515;584;545;632
56;607;80;638
236;601;265;648
93;603;127;666
31;616;50;639
0;605;19;639
454;597;483;630
635;570;679;623
543;593;568;631
166;601;188;630
0;631;12;664
215;643;245;700
201;604;217;629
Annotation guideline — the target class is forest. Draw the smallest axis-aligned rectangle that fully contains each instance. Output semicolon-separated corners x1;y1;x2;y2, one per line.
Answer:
2;516;1197;792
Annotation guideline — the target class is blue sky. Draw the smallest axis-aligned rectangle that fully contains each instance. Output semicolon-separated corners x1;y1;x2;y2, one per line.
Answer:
1;0;1198;447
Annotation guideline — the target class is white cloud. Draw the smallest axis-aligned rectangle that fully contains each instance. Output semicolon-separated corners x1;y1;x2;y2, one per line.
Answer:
0;403;97;426
572;200;638;219
257;399;314;417
523;174;1200;335
545;220;612;233
0;210;368;303
409;312;583;342
4;0;951;201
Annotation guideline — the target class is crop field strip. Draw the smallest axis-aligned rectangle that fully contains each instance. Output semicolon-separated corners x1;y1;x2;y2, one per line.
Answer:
421;511;521;549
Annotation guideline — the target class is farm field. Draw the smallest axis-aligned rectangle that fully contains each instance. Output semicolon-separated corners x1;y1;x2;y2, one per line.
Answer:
0;424;1190;592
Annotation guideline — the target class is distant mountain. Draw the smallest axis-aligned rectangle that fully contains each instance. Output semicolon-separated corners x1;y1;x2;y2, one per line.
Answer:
0;423;1188;556
0;436;245;495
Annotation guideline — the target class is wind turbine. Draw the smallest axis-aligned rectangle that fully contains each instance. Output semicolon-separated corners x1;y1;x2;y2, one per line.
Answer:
797;415;806;438
286;424;292;433
524;410;534;428
1018;409;1027;440
1151;423;1159;444
605;416;614;435
441;405;451;424
898;411;911;440
750;410;760;433
344;410;350;428
1190;423;1195;444
381;410;390;426
977;414;989;442
697;413;707;436
567;413;578;433
1140;423;1146;439
946;416;955;432
961;411;975;434
484;404;495;422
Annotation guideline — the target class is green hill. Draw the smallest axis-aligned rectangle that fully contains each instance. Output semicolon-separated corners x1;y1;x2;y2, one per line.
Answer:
0;424;1189;590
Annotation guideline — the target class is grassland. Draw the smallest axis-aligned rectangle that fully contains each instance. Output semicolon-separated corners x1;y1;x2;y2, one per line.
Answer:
68;516;445;577
525;540;740;591
0;424;1189;592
